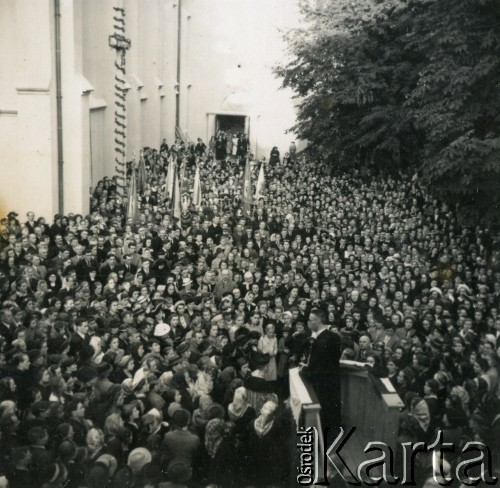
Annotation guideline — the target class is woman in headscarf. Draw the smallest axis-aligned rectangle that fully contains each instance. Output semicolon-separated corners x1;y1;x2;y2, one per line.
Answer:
408;397;436;443
227;386;255;437
245;400;285;486
204;419;238;487
449;385;471;417
191;394;214;437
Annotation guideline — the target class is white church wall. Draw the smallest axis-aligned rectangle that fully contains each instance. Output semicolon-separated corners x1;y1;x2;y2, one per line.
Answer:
181;0;304;159
0;0;58;220
0;0;304;219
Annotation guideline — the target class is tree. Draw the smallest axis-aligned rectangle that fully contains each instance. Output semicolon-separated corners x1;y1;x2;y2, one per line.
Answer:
275;0;500;224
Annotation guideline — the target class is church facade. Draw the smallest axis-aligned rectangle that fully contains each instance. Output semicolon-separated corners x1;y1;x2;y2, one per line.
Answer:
0;0;302;218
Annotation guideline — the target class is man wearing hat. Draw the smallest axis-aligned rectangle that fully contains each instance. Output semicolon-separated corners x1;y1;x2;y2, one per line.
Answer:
179;276;194;294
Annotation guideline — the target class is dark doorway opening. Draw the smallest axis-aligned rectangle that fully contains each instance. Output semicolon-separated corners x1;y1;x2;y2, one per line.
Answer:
215;115;246;136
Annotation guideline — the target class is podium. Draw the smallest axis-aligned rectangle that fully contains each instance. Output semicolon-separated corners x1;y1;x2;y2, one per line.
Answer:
289;361;404;483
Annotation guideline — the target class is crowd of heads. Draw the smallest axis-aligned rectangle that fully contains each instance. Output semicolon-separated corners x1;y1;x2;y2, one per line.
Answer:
0;137;499;486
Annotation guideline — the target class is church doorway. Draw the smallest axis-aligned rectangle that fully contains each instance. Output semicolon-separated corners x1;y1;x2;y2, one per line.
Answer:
215;114;247;136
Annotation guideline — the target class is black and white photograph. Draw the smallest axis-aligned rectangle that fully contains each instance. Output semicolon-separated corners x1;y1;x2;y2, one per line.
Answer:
0;0;500;486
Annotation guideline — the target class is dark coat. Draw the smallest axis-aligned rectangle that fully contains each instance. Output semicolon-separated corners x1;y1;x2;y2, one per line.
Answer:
206;436;240;487
301;328;341;433
68;332;90;359
245;419;286;486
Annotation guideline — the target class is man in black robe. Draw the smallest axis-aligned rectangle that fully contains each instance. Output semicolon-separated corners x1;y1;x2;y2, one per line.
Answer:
301;308;341;444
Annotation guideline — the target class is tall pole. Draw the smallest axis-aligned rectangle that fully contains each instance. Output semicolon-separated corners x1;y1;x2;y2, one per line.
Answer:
54;0;64;213
175;0;182;129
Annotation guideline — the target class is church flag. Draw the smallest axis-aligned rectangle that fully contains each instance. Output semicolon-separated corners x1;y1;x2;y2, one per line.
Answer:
242;156;252;215
171;163;182;222
193;165;202;209
255;161;265;200
163;156;172;201
179;158;186;191
164;156;175;201
126;171;139;223
137;151;146;193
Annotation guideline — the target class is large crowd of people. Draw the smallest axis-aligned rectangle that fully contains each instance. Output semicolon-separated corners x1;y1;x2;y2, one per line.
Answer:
0;131;499;487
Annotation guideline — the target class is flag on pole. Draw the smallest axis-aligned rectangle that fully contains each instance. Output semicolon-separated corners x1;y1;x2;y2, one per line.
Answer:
193;165;202;209
164;156;175;201
179;158;186;191
242;156;252;215
163;157;171;201
255;162;265;200
126;171;138;223
171;163;182;222
137;151;146;193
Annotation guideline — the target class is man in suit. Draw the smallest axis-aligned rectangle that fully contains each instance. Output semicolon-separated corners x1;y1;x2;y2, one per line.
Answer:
354;334;373;362
69;317;90;359
99;253;120;283
232;223;246;247
121;253;138;276
0;308;16;345
301;308;341;444
151;228;167;254
25;211;36;234
214;269;237;302
238;271;254;296
70;244;85;267
76;247;98;281
30;254;47;280
125;241;143;269
141;189;157;206
138;259;154;282
394;314;415;345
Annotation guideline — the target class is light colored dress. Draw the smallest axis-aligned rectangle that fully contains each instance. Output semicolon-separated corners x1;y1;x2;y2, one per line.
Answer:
258;335;278;381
